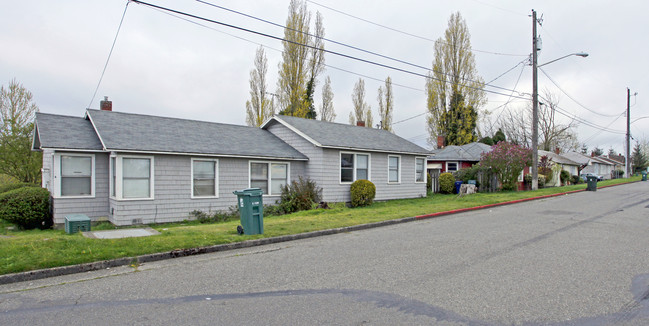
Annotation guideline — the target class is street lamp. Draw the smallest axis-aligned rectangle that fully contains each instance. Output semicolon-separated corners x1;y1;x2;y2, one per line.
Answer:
531;10;588;190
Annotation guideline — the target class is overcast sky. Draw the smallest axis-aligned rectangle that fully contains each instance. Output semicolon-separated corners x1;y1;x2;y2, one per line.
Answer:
1;0;647;153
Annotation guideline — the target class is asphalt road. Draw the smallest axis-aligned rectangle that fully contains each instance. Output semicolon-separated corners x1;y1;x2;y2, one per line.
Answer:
1;182;649;325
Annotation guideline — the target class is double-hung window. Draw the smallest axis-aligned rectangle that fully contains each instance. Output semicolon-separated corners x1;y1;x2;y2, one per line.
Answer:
110;155;155;200
192;159;218;197
415;157;426;183
59;154;94;197
250;162;288;195
447;162;458;172
340;152;370;183
388;155;400;183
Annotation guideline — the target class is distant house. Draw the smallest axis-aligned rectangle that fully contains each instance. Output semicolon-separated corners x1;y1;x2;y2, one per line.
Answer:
537;150;581;186
562;152;615;179
32;107;430;226
426;142;492;174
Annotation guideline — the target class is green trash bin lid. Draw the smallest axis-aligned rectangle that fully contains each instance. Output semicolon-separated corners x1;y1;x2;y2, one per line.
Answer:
233;188;263;196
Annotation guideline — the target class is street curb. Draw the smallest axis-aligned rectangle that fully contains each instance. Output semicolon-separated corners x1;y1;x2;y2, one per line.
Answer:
0;181;638;285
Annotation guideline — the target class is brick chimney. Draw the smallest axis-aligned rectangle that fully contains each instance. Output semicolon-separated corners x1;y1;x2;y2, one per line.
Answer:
100;96;112;111
591;151;595;157
437;136;445;149
555;147;560;154
356;120;365;127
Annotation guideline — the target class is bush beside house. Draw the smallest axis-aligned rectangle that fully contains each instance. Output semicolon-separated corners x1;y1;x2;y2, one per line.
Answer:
0;186;51;229
350;180;376;207
439;173;455;194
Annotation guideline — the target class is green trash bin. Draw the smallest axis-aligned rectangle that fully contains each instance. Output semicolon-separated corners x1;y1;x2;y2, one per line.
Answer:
642;171;647;181
233;188;264;235
586;176;598;191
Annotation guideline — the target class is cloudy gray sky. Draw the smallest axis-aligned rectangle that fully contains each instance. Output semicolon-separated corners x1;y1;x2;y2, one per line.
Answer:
1;0;647;153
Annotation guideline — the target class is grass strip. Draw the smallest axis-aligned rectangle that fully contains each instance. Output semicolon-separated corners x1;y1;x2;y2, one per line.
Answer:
0;177;640;275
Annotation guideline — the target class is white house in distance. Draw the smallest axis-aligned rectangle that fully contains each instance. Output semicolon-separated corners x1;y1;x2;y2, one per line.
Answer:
32;103;430;226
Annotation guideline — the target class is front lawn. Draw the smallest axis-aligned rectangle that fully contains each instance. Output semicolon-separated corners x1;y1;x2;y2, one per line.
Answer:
0;177;640;275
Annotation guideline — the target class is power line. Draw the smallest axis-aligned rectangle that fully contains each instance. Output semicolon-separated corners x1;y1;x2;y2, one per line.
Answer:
129;0;529;100
88;1;129;109
539;67;623;117
538;94;625;134
306;0;528;57
193;0;520;96
581;113;625;144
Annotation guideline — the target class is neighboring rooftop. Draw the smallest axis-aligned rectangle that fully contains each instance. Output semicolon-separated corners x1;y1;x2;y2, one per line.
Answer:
428;142;492;161
265;115;430;155
83;109;307;160
538;150;581;166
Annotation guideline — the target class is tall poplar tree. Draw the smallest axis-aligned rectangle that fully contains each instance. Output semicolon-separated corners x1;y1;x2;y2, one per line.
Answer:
319;76;335;122
377;76;393;132
276;0;325;119
349;78;372;127
425;12;486;147
246;47;274;127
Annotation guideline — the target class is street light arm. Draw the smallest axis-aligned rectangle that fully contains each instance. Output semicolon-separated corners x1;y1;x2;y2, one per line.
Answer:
538;52;589;67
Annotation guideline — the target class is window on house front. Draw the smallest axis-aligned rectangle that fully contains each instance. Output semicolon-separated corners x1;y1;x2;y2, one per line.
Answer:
250;162;288;195
340;152;370;183
122;158;152;198
60;155;93;196
388;156;400;183
192;159;217;197
447;162;458;172
415;157;425;183
110;157;116;197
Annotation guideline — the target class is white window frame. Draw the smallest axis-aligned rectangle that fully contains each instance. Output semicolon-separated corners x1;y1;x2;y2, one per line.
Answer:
339;151;371;184
415;157;427;183
191;158;219;199
53;153;95;198
446;161;459;172
110;155;116;198
248;161;290;196
388;155;401;184
111;155;155;201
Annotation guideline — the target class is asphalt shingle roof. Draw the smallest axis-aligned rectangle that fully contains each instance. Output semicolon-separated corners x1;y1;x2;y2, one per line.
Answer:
34;112;103;150
269;115;430;155
428;142;492;161
537;150;581;166
86;109;307;160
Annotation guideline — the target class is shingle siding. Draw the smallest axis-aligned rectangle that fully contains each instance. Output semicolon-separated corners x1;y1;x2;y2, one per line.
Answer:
266;122;426;203
51;152;110;224
108;154;305;226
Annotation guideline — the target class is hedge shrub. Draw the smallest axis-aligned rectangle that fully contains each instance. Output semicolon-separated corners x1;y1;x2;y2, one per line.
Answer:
278;176;322;214
439;173;455;194
0;182;38;194
350;179;376;207
560;170;571;185
0;187;52;229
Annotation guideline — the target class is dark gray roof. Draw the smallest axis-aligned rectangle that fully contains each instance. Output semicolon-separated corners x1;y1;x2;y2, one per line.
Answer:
86;109;307;160
428;142;492;161
268;115;430;155
33;112;103;150
538;150;581;166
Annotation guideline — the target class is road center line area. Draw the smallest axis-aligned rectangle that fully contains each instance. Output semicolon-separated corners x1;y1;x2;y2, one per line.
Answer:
1;182;649;325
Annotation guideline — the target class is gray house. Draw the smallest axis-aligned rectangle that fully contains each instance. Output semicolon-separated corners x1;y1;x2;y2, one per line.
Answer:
33;108;430;226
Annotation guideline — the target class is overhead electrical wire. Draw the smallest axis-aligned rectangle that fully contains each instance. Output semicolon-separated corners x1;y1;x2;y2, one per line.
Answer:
193;0;521;96
539;67;623;117
87;1;130;109
306;0;528;57
537;94;625;134
129;0;529;100
581;113;625;144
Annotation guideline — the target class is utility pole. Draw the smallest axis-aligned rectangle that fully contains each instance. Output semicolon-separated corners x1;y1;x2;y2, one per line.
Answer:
531;9;539;190
626;87;631;177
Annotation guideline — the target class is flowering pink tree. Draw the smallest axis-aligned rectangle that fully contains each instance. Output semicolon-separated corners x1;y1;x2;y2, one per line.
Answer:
479;142;532;191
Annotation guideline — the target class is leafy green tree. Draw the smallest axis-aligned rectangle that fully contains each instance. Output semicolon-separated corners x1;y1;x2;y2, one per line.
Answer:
246;46;274;127
426;12;486;146
0;79;41;184
479;136;493;146
276;0;324;119
493;128;506;143
592;147;604;156
377;76;393;132
632;141;648;173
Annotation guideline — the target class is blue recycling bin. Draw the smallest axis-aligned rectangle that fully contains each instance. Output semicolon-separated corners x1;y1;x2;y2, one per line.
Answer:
233;188;264;235
454;181;463;194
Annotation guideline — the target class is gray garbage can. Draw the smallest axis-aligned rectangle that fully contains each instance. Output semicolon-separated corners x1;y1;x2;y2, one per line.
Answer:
586;176;598;191
642;171;647;181
233;188;264;235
